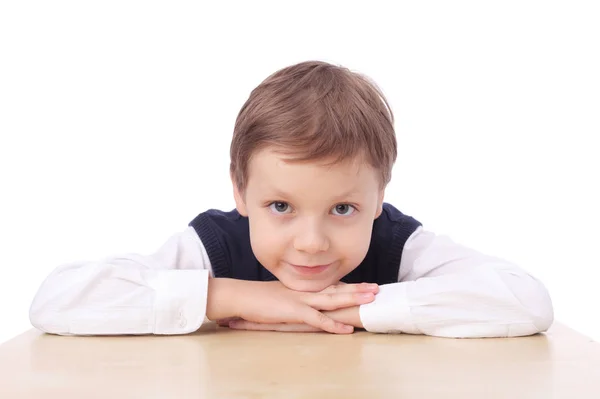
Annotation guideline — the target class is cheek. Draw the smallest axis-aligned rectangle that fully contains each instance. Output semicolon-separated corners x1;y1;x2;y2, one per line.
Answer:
334;221;373;266
248;218;283;266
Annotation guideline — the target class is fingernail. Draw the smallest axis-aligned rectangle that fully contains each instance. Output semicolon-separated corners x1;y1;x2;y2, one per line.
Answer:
343;325;354;332
368;284;378;290
360;293;374;300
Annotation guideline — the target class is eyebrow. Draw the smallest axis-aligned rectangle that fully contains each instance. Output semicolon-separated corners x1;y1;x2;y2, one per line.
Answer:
265;187;362;201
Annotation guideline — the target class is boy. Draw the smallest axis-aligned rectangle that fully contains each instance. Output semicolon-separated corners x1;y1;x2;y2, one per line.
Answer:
29;60;554;337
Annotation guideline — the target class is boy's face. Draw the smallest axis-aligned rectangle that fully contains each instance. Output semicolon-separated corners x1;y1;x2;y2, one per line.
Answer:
232;148;384;292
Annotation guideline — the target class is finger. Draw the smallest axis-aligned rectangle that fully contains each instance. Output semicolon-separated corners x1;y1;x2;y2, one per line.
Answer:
229;321;322;332
320;282;379;295
216;317;241;327
302;308;354;334
302;291;376;311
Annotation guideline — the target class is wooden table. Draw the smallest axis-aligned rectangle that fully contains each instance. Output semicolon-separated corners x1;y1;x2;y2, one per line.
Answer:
1;322;599;398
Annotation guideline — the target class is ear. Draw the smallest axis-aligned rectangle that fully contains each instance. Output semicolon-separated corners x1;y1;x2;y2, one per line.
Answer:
231;174;248;217
375;189;385;218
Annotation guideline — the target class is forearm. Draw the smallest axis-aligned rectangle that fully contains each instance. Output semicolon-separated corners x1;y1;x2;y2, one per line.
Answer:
323;306;364;329
206;278;240;321
360;268;553;337
30;260;208;335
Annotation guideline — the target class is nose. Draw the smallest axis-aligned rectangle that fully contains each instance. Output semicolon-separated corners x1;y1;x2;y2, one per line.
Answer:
293;218;330;254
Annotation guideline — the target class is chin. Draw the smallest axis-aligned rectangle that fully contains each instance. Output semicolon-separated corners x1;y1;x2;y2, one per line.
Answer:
279;277;333;293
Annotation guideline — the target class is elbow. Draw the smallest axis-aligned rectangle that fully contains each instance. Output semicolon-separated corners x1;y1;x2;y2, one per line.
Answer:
498;269;555;335
29;308;50;334
527;282;554;333
29;302;50;334
29;298;59;335
29;303;72;336
29;284;71;336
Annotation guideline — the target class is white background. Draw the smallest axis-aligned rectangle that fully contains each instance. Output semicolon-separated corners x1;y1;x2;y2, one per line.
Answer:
1;1;598;345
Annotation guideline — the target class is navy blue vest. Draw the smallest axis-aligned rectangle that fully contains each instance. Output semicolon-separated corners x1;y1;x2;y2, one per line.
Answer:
189;203;421;285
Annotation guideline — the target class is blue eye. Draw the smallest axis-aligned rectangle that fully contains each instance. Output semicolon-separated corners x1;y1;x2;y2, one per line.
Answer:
267;202;356;216
269;202;291;214
332;204;356;216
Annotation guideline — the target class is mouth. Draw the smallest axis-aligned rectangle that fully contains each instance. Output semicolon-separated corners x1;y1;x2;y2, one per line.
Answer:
288;262;333;275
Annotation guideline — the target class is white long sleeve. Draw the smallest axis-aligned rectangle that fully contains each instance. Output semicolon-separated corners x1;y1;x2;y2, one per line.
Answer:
29;229;213;335
30;225;554;338
359;226;554;337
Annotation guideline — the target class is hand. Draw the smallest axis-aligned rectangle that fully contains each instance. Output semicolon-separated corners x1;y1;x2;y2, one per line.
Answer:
223;306;363;332
217;281;376;333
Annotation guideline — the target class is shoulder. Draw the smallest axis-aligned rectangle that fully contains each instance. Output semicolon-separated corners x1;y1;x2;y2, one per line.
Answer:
188;207;244;228
187;207;249;251
379;202;422;227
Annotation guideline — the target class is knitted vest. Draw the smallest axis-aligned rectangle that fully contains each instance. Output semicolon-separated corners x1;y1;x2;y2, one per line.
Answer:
189;203;421;284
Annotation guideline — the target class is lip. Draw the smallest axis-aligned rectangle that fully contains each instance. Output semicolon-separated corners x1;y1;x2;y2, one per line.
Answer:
289;263;333;275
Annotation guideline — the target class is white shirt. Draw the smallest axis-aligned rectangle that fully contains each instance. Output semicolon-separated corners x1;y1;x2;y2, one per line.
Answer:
28;225;554;338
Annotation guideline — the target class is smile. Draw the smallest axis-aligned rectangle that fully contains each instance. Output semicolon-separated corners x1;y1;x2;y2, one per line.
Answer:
288;263;333;275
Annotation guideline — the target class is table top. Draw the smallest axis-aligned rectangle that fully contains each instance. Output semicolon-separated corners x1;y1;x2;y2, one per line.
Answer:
1;322;600;398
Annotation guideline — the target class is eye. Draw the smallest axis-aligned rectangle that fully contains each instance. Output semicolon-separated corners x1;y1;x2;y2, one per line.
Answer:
268;201;292;214
332;204;356;216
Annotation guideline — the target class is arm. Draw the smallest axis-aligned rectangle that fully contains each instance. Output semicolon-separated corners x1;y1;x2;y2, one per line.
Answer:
30;225;372;336
356;226;554;337
29;226;212;335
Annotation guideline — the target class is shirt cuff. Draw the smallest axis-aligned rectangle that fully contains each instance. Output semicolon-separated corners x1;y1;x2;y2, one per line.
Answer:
359;282;419;334
150;269;209;334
